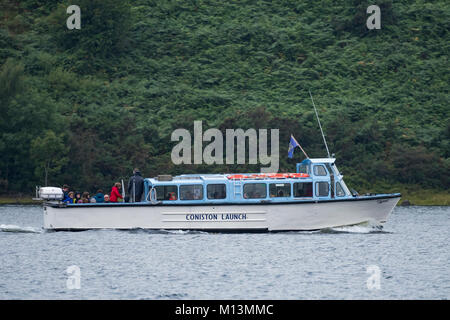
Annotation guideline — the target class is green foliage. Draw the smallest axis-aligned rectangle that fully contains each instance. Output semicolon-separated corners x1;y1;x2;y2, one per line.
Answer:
0;0;449;195
0;58;24;106
30;130;68;186
46;0;132;73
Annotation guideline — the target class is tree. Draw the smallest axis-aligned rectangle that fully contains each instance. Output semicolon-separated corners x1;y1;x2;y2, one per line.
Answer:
0;58;23;110
30;130;68;186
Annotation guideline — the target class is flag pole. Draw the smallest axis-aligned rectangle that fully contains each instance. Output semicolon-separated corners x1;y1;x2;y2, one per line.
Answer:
291;135;309;159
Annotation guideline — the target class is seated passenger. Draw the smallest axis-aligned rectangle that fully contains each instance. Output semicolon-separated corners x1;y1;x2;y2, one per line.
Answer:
168;192;177;200
81;192;90;203
63;191;75;204
74;192;82;203
93;189;105;203
104;194;110;203
193;189;202;200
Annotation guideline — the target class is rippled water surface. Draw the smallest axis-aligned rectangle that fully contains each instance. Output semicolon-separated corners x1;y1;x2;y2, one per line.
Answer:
0;205;449;299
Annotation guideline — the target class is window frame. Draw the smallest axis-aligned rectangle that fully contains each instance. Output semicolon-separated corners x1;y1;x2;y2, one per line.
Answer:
243;183;267;199
315;181;330;197
313;165;328;176
298;164;310;174
207;184;227;200
155;185;178;201
336;182;346;197
269;183;291;198
179;184;204;201
293;182;313;198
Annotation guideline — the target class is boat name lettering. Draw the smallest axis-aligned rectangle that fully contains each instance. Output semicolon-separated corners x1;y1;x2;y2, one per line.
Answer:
185;214;247;220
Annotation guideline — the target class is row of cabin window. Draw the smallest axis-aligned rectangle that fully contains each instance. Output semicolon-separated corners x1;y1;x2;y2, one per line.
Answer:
154;182;346;201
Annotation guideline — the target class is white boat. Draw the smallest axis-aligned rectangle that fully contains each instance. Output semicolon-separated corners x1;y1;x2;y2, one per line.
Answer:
39;158;401;231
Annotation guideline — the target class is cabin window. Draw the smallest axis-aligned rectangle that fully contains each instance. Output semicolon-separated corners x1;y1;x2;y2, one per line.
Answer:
243;183;267;199
179;185;203;200
298;164;309;174
269;183;291;198
315;182;329;197
155;185;178;201
336;182;346;197
314;165;328;176
207;184;226;199
293;182;313;197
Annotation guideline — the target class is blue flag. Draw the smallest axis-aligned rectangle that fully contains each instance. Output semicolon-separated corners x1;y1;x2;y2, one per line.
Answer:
288;135;300;158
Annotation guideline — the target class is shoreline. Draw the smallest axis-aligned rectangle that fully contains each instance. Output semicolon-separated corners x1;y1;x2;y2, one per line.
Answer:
1;193;448;206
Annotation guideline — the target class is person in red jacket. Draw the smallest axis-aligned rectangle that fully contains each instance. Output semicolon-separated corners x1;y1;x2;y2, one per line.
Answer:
109;182;123;203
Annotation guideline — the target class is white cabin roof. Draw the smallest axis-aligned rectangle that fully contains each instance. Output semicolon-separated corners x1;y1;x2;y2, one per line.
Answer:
305;158;336;164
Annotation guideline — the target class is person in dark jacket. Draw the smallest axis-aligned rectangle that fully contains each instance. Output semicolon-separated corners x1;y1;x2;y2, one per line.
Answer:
128;168;144;202
62;184;70;200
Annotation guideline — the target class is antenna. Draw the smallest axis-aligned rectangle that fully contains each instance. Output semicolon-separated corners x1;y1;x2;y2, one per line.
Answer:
309;90;331;158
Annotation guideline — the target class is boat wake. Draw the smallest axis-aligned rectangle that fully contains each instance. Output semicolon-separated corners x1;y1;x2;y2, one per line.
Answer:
320;221;389;234
123;228;209;235
0;224;42;234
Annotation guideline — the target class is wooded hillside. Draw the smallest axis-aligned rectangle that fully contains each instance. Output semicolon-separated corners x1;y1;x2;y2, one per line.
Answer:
0;0;448;197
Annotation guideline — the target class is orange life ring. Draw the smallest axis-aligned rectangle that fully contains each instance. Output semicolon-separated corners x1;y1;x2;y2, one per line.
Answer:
247;174;267;179
289;173;309;178
267;173;289;179
227;174;249;180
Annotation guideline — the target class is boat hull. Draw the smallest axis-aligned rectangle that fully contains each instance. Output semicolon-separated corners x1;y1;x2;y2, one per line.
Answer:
43;195;400;231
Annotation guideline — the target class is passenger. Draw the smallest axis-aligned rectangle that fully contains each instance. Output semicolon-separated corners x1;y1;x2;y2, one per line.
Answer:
104;194;110;203
90;197;96;203
127;168;144;202
62;184;70;198
193;188;202;200
168;192;177;200
110;182;123;203
93;189;105;203
81;191;90;203
74;192;83;203
64;191;75;204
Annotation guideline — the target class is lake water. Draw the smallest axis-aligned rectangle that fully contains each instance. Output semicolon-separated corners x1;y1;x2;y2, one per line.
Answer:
0;205;448;300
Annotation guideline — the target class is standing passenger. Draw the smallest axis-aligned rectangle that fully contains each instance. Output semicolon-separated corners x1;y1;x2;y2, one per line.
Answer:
110;182;123;203
127;168;144;202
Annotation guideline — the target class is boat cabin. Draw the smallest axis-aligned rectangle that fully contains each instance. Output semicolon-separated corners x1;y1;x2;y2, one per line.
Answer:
144;158;352;204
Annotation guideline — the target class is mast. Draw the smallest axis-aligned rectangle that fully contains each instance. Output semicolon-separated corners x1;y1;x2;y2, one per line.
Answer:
309;90;331;158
